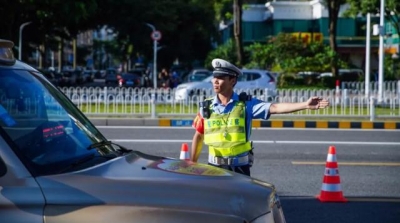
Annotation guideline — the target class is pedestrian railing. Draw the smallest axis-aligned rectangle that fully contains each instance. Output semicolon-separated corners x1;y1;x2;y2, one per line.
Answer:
341;80;400;93
59;86;400;120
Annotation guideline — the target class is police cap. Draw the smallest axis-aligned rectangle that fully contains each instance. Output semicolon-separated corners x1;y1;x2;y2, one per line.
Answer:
211;58;241;77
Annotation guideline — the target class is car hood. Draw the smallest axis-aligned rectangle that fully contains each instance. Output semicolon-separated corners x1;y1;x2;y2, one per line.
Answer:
36;151;276;220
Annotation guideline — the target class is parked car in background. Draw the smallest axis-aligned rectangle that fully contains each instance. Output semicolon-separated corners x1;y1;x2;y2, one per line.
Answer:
0;39;286;223
174;69;277;102
319;69;363;81
94;70;106;79
118;73;141;87
40;69;61;86
105;72;122;86
183;69;212;83
128;68;151;87
61;70;85;86
82;70;96;82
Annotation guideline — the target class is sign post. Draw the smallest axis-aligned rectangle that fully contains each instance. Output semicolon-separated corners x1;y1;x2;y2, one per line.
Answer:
150;30;162;90
145;23;162;118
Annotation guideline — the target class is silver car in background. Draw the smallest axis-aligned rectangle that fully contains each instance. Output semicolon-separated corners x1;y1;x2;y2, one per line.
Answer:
174;69;277;102
0;39;286;223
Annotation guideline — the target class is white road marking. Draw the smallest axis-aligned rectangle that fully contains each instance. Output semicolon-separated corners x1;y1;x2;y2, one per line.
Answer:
292;161;400;166
97;126;400;132
109;139;400;146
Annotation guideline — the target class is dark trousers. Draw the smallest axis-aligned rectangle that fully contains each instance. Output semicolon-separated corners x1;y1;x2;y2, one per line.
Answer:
208;163;251;176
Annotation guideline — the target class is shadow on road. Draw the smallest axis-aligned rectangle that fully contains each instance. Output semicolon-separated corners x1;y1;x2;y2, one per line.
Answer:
280;196;400;223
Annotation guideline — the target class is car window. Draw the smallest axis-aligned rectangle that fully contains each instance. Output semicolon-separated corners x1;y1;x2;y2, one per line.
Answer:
106;73;116;78
238;72;248;82
106;69;116;75
265;72;275;82
0;69;118;176
246;72;261;81
128;69;145;76
122;74;138;79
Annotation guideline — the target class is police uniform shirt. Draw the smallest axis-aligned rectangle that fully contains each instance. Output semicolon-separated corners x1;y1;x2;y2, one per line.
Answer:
192;92;272;137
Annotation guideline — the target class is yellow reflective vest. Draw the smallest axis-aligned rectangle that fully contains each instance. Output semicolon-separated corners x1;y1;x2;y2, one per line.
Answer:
204;100;251;157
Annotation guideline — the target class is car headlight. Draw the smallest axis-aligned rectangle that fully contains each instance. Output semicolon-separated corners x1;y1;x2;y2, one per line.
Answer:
251;212;274;223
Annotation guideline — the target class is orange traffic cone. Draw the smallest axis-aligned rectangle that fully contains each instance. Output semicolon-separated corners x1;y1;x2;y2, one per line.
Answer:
179;143;190;160
317;146;347;202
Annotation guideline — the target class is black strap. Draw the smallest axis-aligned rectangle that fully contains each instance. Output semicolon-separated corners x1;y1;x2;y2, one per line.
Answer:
239;92;252;102
238;92;251;141
200;99;212;119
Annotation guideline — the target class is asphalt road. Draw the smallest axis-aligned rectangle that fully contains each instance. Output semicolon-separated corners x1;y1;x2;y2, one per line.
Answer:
97;126;400;223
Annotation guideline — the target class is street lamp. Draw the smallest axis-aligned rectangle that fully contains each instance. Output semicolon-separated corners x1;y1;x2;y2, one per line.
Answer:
18;21;32;61
145;23;161;89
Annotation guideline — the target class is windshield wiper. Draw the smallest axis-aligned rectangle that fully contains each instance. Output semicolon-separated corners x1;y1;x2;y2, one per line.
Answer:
87;140;112;150
87;140;132;154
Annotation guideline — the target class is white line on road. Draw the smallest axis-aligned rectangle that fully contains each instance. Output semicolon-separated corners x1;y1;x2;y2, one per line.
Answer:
97;126;400;132
109;139;400;146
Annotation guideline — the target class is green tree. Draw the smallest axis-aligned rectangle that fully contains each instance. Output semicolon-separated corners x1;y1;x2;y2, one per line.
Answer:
244;42;274;69
0;0;99;64
324;0;347;78
213;0;264;67
244;33;348;74
205;39;238;69
345;0;400;38
95;0;217;69
233;0;244;67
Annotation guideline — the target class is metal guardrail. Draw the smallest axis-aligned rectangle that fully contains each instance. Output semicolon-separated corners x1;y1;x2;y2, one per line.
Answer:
59;86;400;120
341;81;400;93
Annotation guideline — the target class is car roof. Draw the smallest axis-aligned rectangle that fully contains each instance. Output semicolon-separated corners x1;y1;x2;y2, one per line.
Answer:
0;60;38;71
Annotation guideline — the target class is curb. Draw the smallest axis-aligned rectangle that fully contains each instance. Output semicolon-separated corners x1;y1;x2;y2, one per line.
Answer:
89;118;400;129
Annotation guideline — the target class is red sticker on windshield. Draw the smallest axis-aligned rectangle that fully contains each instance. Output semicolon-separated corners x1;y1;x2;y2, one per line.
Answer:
43;124;64;139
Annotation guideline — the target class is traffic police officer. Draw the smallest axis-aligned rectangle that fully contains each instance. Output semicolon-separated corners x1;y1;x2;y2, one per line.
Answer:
190;58;330;176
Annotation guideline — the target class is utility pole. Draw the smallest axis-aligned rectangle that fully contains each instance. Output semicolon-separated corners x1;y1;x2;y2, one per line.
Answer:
73;39;77;69
378;0;385;104
365;13;371;98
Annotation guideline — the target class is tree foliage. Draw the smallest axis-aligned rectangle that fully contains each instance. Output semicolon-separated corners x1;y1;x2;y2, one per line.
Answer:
323;0;347;77
244;33;348;74
205;39;237;70
344;0;400;39
0;0;218;69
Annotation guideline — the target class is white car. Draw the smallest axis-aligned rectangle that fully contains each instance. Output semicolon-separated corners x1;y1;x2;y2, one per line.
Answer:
174;69;277;102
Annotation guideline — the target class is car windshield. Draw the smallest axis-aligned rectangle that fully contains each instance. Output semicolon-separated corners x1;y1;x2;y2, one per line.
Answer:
202;76;213;82
189;71;211;82
0;69;122;176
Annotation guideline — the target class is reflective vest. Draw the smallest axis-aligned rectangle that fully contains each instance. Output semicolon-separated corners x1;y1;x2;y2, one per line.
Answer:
204;101;251;157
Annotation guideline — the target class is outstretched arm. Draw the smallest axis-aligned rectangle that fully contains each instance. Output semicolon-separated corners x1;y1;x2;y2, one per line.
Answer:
269;97;329;114
191;131;204;162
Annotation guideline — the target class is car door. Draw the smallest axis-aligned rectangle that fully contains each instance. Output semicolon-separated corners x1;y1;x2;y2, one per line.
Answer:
0;137;45;223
